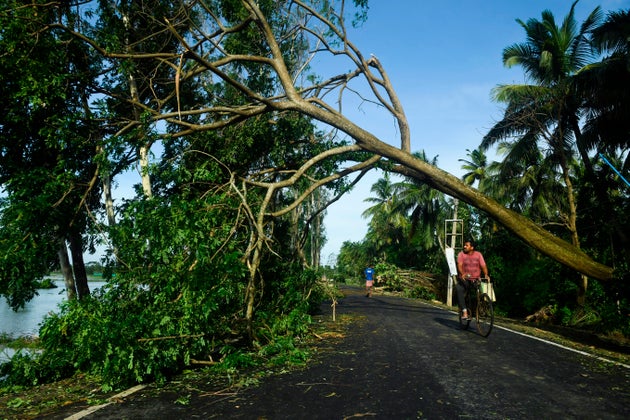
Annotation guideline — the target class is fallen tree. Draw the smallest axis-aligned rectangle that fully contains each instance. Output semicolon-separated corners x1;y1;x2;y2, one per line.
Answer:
55;0;614;281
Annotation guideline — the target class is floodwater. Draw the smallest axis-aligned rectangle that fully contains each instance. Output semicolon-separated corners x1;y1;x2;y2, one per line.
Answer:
0;278;107;337
0;278;106;362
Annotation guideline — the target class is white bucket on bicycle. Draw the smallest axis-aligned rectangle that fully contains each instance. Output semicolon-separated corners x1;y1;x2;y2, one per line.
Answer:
480;280;497;302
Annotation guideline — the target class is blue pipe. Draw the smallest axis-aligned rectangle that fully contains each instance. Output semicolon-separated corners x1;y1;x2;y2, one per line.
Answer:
599;153;630;188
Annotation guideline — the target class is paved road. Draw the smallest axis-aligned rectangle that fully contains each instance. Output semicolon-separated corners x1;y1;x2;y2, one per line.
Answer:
76;286;629;419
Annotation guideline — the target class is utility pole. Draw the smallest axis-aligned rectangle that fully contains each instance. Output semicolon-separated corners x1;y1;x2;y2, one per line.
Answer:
444;199;462;307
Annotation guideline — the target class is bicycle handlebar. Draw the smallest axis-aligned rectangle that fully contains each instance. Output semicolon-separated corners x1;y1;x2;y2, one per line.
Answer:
459;276;491;283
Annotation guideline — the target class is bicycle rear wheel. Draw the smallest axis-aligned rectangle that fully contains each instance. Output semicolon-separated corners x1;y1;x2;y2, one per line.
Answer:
476;294;494;337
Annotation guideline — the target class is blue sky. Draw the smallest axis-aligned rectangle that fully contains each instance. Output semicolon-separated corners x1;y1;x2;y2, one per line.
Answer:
317;0;627;264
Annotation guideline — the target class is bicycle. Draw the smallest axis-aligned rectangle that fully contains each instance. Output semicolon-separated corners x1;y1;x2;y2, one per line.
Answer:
458;277;494;337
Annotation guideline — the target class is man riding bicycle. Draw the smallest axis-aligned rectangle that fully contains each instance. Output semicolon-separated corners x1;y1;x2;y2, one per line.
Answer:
456;240;490;320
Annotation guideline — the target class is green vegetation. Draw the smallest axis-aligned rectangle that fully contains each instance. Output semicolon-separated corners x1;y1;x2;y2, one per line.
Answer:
0;0;627;398
0;334;40;350
33;279;57;289
0;259;329;390
0;0;343;390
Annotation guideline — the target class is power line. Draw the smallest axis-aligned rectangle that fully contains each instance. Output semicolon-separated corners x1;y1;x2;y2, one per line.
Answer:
599;153;630;189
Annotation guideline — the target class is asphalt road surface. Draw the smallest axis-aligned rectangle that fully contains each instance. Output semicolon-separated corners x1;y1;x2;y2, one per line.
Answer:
69;285;629;419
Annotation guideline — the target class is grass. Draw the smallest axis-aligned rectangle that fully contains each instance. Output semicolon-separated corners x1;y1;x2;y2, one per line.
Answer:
0;334;40;350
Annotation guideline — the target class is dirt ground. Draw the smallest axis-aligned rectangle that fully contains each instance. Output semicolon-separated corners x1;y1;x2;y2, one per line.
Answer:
1;285;629;419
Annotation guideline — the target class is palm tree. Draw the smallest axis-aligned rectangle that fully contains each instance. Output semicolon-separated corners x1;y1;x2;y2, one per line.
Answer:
574;10;630;266
459;148;488;188
481;1;602;305
490;141;567;223
458;147;504;197
362;172;398;220
578;9;630;168
393;151;448;250
362;172;406;261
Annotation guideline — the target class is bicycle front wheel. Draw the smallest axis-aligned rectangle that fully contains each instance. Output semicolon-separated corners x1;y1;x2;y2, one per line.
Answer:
476;294;494;337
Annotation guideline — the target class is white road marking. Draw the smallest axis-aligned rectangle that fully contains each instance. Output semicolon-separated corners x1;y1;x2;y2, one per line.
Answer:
65;384;146;420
